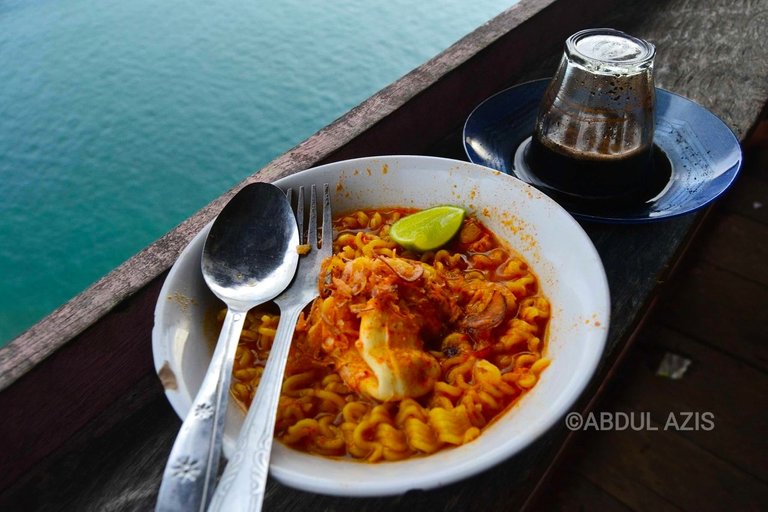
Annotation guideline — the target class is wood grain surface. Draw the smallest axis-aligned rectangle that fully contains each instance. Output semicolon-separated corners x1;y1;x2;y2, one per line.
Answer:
533;144;768;508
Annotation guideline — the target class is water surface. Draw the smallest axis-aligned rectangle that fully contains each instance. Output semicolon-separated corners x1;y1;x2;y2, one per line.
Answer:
0;0;518;345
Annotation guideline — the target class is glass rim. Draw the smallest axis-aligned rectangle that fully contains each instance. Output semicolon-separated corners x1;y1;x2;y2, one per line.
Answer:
565;28;656;74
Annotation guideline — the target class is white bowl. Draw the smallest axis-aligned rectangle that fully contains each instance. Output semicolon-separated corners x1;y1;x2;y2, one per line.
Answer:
152;155;609;497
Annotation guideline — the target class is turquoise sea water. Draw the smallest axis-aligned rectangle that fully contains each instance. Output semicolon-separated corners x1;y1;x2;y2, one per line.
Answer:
0;0;517;346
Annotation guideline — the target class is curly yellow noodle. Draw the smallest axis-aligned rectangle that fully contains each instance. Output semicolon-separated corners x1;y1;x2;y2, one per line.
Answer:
469;253;494;268
225;207;552;463
463;428;481;444
488;248;507;265
353;231;366;248
377;423;408;452
519;307;550;325
500;318;541;348
530;358;551;376
369;211;383;229
382;447;410;462
368;404;393;426
282;371;316;397
395;398;429;425
516;373;538;389
496;257;528;278
476;389;502;411
352;420;378;452
312;389;346;411
445;357;475;387
505;274;538;298
281;418;318;444
430;395;454;410
501;372;519;386
472;359;501;384
233;367;260;381
476;379;510;401
514;353;538;369
433;249;462;268
365;444;385;463
463;269;485;280
433;381;463;401
338;215;360;229
312;416;346;453
491;378;519;398
278;403;308;430
321;373;351;394
236;348;253;368
315;435;346;452
460;393;487;428
256;325;276;338
335;232;356;245
354;211;369;227
403;417;442;453
232;383;249;403
340;245;356;259
428;405;475;445
342;401;370;423
239;329;260;341
344;423;372;460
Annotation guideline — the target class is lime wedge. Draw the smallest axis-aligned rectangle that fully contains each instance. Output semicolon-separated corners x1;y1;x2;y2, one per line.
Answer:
390;206;466;252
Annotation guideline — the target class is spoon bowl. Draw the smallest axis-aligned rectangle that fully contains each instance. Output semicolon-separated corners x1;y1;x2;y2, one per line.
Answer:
201;184;300;309
155;182;299;512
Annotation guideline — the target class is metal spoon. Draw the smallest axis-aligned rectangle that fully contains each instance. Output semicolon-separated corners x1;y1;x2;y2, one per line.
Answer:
156;182;299;512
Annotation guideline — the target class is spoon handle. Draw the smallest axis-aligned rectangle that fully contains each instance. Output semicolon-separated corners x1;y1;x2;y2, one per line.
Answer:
156;308;246;512
208;304;303;512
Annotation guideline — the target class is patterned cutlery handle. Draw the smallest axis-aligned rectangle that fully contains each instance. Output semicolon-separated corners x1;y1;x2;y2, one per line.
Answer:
156;308;245;512
208;305;302;512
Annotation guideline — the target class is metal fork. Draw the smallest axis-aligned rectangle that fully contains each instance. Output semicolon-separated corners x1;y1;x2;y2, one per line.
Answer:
208;183;332;512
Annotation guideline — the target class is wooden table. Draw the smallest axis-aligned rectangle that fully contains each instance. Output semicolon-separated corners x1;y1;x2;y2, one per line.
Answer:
1;0;767;510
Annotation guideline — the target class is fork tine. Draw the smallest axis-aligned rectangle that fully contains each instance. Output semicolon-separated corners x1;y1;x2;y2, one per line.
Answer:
321;183;332;252
296;186;305;244
307;184;318;248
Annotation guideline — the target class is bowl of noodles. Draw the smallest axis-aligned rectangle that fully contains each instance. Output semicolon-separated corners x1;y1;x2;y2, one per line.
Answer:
152;155;609;496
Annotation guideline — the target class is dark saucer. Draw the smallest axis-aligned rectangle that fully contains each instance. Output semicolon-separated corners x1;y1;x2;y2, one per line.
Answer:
463;78;743;223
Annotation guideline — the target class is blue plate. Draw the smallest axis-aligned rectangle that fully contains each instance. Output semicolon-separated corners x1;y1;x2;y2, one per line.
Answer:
463;78;743;223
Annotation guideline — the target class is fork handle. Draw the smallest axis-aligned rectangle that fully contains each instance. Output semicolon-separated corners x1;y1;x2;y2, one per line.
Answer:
156;307;246;512
207;304;303;512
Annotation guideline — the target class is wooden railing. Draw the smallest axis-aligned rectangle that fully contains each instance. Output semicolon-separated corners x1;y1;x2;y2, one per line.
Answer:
1;0;767;509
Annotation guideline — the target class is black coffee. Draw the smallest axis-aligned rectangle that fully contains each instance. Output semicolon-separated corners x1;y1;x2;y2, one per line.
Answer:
524;135;652;200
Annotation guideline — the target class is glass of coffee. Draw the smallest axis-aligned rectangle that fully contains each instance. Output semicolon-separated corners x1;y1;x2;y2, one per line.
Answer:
526;28;656;200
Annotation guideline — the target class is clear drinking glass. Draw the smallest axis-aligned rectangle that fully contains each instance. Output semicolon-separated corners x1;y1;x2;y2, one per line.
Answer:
526;28;656;199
